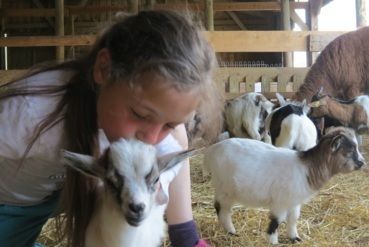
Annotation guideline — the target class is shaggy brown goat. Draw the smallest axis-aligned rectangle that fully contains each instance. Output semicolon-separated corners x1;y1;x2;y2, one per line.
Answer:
294;26;369;102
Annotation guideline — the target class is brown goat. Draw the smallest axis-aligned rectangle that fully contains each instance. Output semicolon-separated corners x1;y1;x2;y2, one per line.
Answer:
309;92;369;133
294;26;369;102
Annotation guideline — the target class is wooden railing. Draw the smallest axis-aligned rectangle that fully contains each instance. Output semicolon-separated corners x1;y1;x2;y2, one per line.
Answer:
215;67;309;99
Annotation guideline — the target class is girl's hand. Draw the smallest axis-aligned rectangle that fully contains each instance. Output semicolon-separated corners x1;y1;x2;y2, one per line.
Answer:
194;239;211;247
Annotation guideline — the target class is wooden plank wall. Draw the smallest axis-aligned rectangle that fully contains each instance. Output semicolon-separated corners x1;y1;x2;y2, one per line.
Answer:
0;31;344;99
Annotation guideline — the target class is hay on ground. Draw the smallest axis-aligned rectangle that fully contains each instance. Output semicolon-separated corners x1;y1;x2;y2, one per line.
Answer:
38;135;369;247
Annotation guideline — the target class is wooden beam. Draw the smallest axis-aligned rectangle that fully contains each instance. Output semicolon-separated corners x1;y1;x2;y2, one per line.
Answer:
0;31;346;52
205;31;345;52
32;0;54;28
213;2;307;12
356;0;367;27
55;0;64;61
290;9;308;31
205;0;214;31
281;0;292;67
0;2;308;18
128;0;139;14
0;35;95;47
226;12;247;30
309;32;345;52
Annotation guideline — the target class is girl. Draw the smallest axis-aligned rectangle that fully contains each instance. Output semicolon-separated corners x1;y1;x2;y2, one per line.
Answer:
0;10;223;247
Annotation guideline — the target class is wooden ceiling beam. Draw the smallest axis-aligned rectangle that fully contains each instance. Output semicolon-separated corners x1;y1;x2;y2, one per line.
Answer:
0;2;308;17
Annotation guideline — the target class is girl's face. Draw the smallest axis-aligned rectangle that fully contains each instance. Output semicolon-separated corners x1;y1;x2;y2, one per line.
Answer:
96;73;200;145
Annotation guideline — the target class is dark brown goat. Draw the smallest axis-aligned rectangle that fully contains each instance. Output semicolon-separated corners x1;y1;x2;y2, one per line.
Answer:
294;27;369;102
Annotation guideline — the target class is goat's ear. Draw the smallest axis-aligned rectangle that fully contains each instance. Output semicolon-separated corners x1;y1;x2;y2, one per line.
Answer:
330;134;345;153
61;150;100;178
276;93;286;106
157;148;203;174
302;99;310;113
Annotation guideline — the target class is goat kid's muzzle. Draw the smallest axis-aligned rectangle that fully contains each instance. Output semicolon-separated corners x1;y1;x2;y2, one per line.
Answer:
355;158;366;170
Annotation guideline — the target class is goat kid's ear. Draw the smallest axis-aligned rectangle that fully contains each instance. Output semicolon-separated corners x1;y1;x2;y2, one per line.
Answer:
157;148;203;174
61;150;101;178
276;93;286;106
330;134;345;153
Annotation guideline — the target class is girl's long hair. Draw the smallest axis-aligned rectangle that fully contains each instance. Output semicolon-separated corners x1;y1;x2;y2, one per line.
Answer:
0;10;222;246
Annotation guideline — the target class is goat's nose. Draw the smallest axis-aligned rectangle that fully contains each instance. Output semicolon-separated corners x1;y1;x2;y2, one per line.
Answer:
128;203;145;214
356;159;366;168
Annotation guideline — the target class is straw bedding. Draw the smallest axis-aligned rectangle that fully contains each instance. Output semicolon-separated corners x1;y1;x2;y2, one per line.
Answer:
38;135;369;247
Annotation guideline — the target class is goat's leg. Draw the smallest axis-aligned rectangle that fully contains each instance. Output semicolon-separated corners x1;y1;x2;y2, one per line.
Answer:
267;211;286;245
286;205;302;243
214;194;236;234
242;118;261;140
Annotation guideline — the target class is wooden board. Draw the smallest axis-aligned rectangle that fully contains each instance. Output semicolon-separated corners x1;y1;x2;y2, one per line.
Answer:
0;31;346;53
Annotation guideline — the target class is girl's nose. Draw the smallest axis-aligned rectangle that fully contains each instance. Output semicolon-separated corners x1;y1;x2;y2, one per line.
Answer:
136;125;162;145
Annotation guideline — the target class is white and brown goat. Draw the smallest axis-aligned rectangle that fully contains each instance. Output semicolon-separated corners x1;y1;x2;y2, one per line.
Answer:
203;127;365;244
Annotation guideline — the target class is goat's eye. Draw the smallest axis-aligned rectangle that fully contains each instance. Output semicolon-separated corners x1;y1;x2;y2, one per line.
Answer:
153;177;160;185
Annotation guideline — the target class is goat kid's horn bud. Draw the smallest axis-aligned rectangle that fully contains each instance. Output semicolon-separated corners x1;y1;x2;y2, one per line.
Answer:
309;101;321;108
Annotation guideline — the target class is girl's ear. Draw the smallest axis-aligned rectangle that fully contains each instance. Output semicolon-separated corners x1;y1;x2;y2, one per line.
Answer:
93;48;111;86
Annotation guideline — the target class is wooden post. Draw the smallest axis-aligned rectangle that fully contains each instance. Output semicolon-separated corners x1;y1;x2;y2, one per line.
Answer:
144;0;155;10
0;0;4;69
205;0;214;31
55;0;64;61
306;0;320;66
128;0;139;14
66;14;75;59
356;0;367;27
281;0;292;67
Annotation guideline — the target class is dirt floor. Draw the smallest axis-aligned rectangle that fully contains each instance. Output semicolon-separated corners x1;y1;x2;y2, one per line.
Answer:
38;135;369;247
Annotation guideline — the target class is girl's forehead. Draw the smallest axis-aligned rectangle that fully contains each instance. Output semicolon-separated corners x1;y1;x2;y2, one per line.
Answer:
129;75;200;119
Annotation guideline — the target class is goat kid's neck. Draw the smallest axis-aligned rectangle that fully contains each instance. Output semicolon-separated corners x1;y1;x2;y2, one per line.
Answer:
300;148;335;191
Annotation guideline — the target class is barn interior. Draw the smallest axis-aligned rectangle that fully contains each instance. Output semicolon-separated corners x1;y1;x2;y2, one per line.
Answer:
0;1;368;246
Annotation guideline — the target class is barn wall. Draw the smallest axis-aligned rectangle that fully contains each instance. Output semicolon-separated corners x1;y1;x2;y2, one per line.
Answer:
0;0;288;69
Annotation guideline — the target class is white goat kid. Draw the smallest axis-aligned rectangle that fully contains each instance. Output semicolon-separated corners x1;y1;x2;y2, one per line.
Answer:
62;138;198;247
265;93;317;151
225;92;274;143
203;127;365;244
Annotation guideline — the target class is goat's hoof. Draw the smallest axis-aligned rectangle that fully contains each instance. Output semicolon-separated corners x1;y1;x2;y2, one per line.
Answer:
227;232;239;237
291;237;302;243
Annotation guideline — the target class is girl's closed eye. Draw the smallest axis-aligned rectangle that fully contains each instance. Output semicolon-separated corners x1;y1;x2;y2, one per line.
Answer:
131;108;148;120
164;123;176;130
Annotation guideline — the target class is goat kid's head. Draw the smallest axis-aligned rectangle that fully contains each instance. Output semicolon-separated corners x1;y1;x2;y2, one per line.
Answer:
309;87;330;118
62;138;200;227
324;127;366;174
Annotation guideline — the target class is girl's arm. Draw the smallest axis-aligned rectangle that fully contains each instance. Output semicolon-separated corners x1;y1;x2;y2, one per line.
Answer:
166;124;209;247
